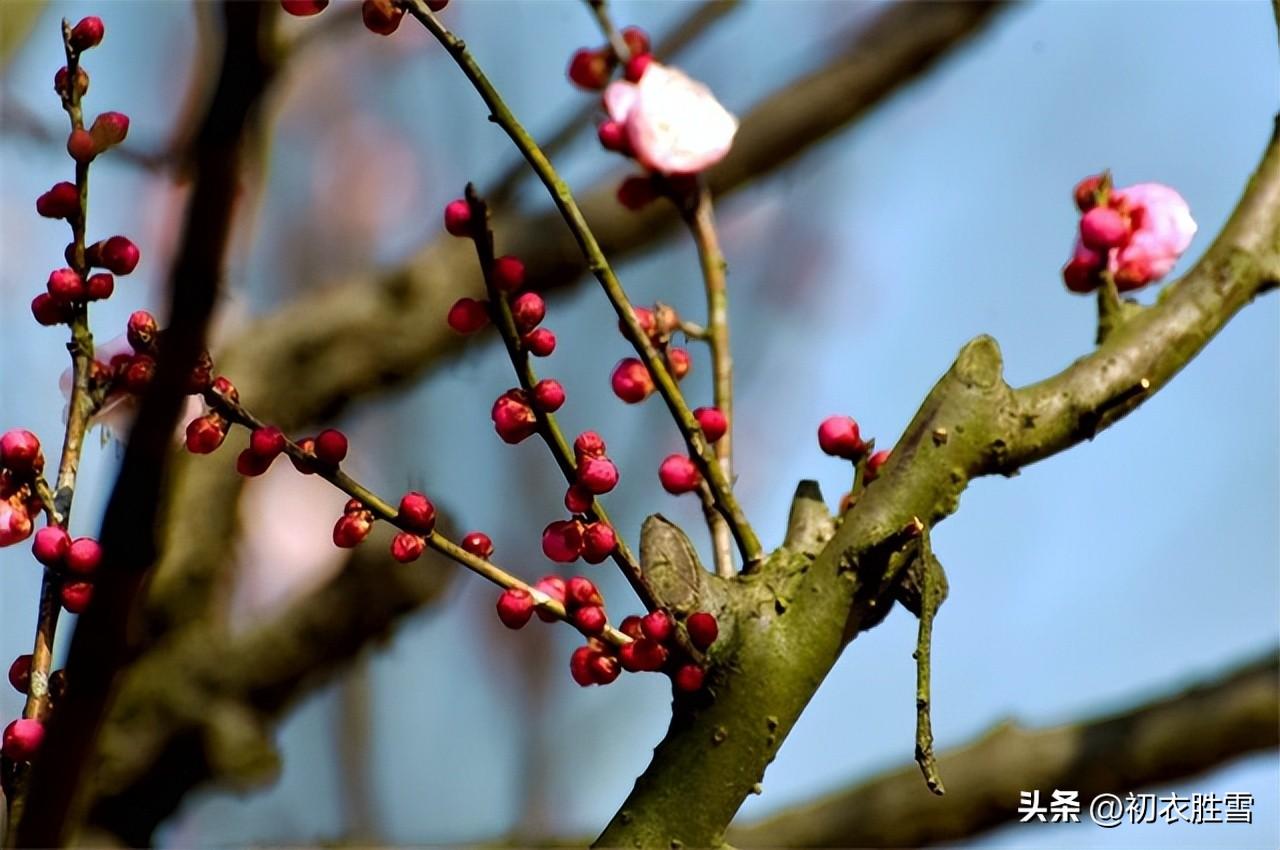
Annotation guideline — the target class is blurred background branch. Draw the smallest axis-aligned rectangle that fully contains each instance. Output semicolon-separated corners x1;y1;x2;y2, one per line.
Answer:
729;649;1280;847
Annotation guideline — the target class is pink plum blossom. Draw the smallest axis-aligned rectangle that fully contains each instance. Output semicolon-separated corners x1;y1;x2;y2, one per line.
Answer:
0;491;38;548
1108;183;1197;289
603;61;738;175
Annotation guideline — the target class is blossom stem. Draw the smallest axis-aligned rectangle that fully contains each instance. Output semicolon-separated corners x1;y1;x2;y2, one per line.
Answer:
20;20;98;728
585;0;632;64
203;389;631;647
403;0;763;567
684;182;735;576
463;187;659;612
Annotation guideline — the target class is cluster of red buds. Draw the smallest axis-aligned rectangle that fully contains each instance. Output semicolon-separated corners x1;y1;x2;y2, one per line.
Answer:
566;26;651;92
281;0;449;37
31;527;101;614
1;431;45;550
1062;173;1197;294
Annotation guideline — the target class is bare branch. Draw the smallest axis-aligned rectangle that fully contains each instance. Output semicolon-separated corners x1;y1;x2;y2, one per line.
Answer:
730;650;1279;847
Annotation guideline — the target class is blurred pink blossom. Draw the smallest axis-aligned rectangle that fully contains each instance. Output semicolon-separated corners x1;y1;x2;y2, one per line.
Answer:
604;62;738;175
1109;183;1197;289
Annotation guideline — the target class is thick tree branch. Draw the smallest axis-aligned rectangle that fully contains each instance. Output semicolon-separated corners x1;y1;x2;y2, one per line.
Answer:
730;650;1280;848
594;119;1280;849
15;3;275;843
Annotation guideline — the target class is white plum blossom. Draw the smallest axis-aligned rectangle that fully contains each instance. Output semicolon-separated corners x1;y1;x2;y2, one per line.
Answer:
604;62;738;175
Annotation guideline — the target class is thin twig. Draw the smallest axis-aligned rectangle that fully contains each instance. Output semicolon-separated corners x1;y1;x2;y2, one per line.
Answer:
204;388;631;647
585;0;632;63
463;186;659;612
683;182;735;576
404;0;763;566
911;536;946;795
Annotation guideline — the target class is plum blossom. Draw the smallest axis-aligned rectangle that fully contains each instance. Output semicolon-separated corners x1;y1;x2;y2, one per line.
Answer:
1063;178;1196;293
1108;183;1197;289
603;61;738;175
0;479;39;547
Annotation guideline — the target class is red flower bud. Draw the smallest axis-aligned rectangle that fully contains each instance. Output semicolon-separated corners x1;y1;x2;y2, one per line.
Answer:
31;293;71;326
121;355;155;394
573;604;607;636
447;297;489;334
864;449;890;483
694;407;727;443
461;531;494;559
333;513;372;548
67;128;97;163
235;449;272;477
532;378;565;412
589;652;621;685
397;491;436;534
570;645;598;686
542;519;585;563
566;575;602;608
581;522;616;564
126;310;159;352
666;347;692;380
185;415;227;454
86;272;114;301
597;120;629;154
89;111;130;150
640;609;674;643
574;431;606;459
1074;174;1106;212
47;268;86;302
673;663;705;693
535;575;568;622
496;587;535;629
65;537;102;575
8;655;32;694
60;581;93;614
281;0;330;16
53;66;89;99
443;198;472;236
249;426;286;459
522;328;557;357
1;430;43;475
611;358;654;403
567;48;611;91
511;292;546;332
577;456;619;496
426;0;450;9
491;390;537;444
2;718;44;761
621;26;650;58
492;255;525;291
658;454;700;494
212;375;239;403
686;611;718;650
361;0;404;35
565;483;593;514
98;236;140;275
36;182;79;219
69;16;105;51
616;175;657;211
625;54;653;83
619;638;667;672
817;415;864;459
314;428;348;465
32;527;70;567
1080;206;1130;251
619;615;644;640
390;532;425;563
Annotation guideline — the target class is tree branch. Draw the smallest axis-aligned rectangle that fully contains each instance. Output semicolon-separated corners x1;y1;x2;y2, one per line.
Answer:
143;0;1009;628
15;3;276;843
593;116;1280;850
730;650;1279;847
